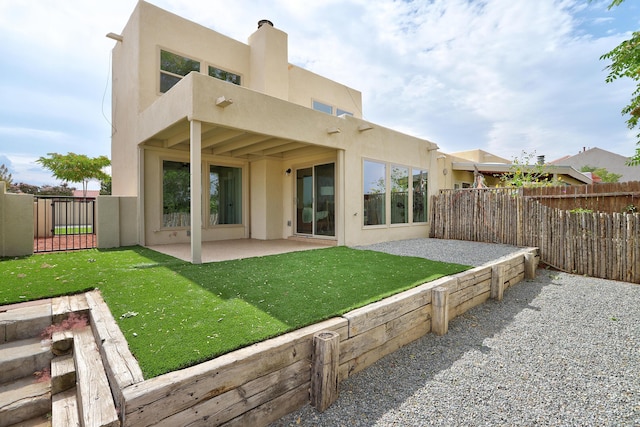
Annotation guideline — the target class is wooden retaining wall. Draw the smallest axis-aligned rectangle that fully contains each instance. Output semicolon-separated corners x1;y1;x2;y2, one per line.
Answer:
84;247;537;426
430;189;640;284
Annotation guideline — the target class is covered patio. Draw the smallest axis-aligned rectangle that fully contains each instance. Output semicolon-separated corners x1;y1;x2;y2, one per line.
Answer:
146;238;335;263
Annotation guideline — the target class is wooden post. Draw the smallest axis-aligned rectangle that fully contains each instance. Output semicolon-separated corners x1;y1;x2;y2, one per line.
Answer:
311;331;340;412
524;251;537;280
432;287;449;336
491;264;506;301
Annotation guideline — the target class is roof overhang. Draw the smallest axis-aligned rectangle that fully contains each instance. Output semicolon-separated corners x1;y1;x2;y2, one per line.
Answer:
451;162;593;185
136;72;438;161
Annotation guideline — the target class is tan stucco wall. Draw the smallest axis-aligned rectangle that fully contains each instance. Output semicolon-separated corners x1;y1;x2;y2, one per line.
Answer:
96;196;120;248
0;182;34;257
250;158;284;240
96;196;140;248
111;1;364;197
142;147;249;246
111;2;439;248
288;66;362;119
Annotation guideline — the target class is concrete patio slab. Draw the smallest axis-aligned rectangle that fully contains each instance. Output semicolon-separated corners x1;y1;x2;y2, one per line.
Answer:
146;238;335;263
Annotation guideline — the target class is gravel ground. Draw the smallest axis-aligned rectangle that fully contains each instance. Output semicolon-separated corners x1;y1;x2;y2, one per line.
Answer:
353;238;528;267
271;239;640;427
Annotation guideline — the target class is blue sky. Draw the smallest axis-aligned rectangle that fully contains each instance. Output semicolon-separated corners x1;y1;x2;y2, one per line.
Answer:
0;0;639;189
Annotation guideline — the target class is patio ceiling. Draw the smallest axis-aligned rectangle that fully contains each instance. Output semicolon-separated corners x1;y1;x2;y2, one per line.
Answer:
142;119;331;160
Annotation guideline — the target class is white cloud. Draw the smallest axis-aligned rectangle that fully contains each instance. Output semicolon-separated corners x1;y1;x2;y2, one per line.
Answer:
0;0;638;189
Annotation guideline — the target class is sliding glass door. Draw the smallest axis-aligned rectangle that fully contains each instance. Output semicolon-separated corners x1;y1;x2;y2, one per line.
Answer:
296;163;335;237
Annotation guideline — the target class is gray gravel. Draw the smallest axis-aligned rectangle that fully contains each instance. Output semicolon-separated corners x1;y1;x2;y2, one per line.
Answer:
271;239;640;427
353;238;526;267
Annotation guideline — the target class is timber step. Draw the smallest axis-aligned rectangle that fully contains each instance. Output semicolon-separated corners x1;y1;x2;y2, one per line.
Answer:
0;376;51;427
0;338;53;384
6;416;51;427
0;300;52;344
72;326;119;427
52;387;79;427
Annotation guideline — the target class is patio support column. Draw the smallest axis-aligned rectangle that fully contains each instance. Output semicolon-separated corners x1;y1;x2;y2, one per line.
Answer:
190;119;202;264
336;149;345;246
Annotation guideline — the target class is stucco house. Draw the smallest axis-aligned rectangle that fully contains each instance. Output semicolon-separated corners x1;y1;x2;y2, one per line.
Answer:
109;1;439;263
436;149;592;188
550;147;640;183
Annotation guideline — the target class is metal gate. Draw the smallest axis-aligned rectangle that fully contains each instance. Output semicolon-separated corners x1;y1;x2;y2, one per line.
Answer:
34;196;97;253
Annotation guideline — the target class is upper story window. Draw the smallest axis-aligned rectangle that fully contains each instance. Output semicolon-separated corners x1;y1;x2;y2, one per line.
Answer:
312;100;333;115
208;66;241;86
160;50;200;93
313;100;354;117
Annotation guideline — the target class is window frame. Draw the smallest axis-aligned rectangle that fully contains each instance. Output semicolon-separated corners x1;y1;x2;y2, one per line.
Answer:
312;100;334;115
158;47;244;95
362;158;429;228
208;163;243;227
159;49;201;94
208;65;242;86
362;159;387;227
161;159;191;229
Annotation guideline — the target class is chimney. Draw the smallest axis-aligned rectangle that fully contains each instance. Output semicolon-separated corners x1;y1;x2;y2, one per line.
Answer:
537;155;545;165
248;19;288;100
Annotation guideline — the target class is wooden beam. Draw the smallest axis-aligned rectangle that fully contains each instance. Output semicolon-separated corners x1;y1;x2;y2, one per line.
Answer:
310;331;340;412
432;287;449;336
230;138;290;157
262;142;306;156
201;129;244;149
491;264;506;301
211;134;272;155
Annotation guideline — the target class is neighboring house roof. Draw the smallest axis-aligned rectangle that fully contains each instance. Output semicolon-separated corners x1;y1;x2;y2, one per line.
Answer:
72;190;100;198
449;149;511;164
549;147;640;182
451;162;593;185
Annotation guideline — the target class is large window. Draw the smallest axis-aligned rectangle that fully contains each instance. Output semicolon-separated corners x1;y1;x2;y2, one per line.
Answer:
162;161;190;227
391;166;409;224
208;66;241;86
160;50;200;93
210;165;242;225
363;161;428;227
413;169;428;222
363;160;386;226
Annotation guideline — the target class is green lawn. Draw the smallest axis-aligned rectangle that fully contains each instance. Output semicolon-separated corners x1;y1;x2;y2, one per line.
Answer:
54;225;93;235
0;246;470;378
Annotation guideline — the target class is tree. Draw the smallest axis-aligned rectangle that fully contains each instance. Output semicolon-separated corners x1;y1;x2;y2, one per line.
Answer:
36;152;110;197
499;151;561;188
598;0;640;165
100;175;112;196
579;165;622;183
0;164;13;188
10;182;75;195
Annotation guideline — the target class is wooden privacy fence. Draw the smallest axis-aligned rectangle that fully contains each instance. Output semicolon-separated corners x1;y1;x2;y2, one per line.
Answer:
430;188;640;284
524;181;640;214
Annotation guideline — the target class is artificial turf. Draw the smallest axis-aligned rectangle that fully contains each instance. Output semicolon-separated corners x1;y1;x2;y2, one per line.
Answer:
0;246;470;378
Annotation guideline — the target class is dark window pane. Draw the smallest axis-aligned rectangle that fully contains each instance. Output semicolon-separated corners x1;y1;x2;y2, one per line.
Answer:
363;160;386;226
210;165;242;225
160;73;182;93
163;161;190;227
315;163;335;236
208;66;241;85
413;169;428;223
391;166;408;224
160;50;200;76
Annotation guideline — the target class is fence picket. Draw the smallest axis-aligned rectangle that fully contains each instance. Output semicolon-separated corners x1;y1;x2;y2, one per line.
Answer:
430;188;640;284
